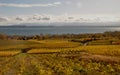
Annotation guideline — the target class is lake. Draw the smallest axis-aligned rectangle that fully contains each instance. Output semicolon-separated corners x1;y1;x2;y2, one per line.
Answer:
0;26;120;36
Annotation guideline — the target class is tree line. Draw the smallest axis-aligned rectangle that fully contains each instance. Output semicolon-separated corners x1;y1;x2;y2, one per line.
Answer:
0;31;120;40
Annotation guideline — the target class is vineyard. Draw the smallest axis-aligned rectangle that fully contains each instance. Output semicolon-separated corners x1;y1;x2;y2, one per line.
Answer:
0;39;120;75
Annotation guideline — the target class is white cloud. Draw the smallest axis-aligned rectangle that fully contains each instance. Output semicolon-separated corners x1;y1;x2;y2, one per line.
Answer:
15;17;25;21
54;2;61;5
0;17;9;22
77;2;82;8
65;1;72;5
0;14;120;25
0;2;61;7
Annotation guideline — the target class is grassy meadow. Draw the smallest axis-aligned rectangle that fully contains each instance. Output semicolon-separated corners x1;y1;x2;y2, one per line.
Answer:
0;33;120;75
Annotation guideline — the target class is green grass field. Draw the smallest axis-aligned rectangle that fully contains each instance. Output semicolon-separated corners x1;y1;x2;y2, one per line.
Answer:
0;39;120;75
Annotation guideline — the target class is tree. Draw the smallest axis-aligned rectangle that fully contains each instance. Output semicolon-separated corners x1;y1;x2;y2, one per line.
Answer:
0;33;7;40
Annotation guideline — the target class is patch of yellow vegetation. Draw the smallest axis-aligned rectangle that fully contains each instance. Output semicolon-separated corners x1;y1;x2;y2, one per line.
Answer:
28;49;61;54
72;45;120;56
28;39;80;48
0;51;21;56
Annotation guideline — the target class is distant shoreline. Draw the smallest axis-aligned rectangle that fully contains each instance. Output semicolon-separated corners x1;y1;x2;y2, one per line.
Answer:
0;25;120;28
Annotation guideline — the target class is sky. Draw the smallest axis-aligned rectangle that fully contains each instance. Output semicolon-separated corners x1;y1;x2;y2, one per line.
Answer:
0;0;120;25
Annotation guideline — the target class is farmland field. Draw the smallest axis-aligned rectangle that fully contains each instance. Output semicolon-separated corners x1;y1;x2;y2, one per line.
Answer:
1;0;120;74
0;39;120;75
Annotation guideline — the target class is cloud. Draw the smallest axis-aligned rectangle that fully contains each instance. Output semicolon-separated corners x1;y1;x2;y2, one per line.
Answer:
65;1;72;5
77;2;82;8
15;17;25;21
68;17;74;19
42;17;50;20
54;2;61;5
0;14;120;25
0;17;9;22
0;2;61;7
